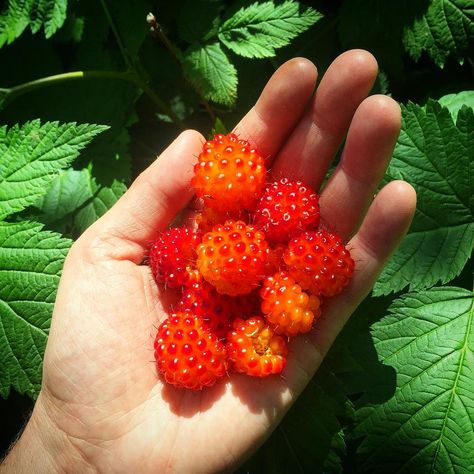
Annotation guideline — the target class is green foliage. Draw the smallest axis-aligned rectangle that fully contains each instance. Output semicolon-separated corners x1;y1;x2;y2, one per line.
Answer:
0;221;71;399
0;0;473;471
35;168;126;238
0;121;108;220
0;0;67;47
182;42;238;106
0;121;107;399
355;287;474;472
375;100;474;295
218;1;321;58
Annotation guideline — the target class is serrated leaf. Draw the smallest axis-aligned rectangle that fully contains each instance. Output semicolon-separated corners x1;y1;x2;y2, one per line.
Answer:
35;168;126;238
0;120;108;220
238;361;352;473
218;0;321;58
355;287;474;473
0;0;67;47
403;0;474;68
178;0;221;43
438;90;474;120
374;101;474;295
182;42;237;106
0;221;71;399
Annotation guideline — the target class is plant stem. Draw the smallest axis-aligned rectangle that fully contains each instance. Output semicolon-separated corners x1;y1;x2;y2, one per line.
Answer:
147;12;216;123
0;70;186;128
98;0;186;128
99;0;133;70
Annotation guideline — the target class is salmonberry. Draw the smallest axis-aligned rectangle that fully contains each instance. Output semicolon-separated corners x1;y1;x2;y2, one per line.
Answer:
191;133;266;212
260;271;321;336
154;313;227;390
179;281;260;339
283;229;354;297
253;178;320;243
149;227;202;288
196;220;269;296
226;316;288;377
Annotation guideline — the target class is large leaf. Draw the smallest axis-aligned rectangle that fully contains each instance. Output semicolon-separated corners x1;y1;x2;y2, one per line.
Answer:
0;0;67;47
374;101;474;295
355;287;474;473
219;0;321;58
0;221;71;399
239;357;353;473
0;120;108;220
182;42;237;106
35;168;127;238
403;0;474;67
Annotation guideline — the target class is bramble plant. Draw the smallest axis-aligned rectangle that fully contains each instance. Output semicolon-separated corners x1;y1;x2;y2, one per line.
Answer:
0;0;473;472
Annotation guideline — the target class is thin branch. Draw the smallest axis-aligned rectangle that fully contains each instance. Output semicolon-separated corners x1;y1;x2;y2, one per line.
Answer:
147;12;216;123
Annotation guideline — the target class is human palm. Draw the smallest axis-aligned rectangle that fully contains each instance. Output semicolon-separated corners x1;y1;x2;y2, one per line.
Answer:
33;51;416;473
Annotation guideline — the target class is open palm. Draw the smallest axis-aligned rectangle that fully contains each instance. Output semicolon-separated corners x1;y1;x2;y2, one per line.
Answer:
31;51;416;473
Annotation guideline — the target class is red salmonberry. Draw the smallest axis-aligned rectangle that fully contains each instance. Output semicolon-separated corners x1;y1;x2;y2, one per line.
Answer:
283;229;354;297
149;227;202;288
191;133;266;212
196;220;269;296
179;281;260;339
253;178;320;243
154;313;227;390
260;271;322;336
226;316;288;377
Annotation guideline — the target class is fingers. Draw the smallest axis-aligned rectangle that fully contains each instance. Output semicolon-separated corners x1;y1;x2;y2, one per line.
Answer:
233;57;317;160
319;95;401;240
271;50;378;188
310;180;417;356
82;130;204;261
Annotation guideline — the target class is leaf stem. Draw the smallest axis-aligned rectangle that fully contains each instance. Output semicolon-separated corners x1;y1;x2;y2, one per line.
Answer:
0;71;186;128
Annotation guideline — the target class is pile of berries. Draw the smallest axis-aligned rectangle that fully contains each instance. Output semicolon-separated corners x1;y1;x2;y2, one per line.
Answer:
150;133;354;390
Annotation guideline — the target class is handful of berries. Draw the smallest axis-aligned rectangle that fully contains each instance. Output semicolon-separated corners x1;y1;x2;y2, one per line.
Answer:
150;133;354;390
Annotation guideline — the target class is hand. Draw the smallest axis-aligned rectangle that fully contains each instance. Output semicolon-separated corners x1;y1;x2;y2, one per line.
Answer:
1;51;416;473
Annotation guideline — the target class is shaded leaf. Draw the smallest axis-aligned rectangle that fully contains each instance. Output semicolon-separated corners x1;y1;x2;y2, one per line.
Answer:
404;0;474;67
355;287;474;473
35;168;126;238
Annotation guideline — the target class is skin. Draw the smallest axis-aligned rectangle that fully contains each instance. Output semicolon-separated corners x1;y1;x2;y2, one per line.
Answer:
0;51;416;474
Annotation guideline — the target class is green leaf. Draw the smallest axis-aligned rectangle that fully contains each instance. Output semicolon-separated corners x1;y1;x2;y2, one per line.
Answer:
178;0;221;43
0;120;108;220
218;0;321;58
182;42;237;106
0;0;67;47
239;359;353;473
403;0;474;67
355;287;474;473
0;221;71;399
374;101;474;295
35;168;126;238
438;90;474;120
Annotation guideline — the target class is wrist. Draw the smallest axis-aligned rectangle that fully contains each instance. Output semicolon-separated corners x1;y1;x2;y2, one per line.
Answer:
1;393;94;473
